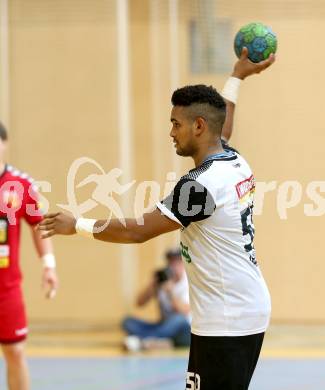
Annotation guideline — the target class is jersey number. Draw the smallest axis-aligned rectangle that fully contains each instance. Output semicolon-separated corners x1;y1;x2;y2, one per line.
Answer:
240;205;257;265
186;372;200;390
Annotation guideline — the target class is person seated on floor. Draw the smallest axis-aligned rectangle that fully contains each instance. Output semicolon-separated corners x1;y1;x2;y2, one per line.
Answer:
122;248;191;351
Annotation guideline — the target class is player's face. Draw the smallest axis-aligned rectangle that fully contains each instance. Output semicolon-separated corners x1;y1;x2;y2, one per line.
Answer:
170;106;197;157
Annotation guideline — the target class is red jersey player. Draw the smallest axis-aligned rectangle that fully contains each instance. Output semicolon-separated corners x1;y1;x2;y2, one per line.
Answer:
0;123;58;390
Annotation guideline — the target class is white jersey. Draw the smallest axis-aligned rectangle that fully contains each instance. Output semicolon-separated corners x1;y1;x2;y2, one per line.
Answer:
157;149;271;337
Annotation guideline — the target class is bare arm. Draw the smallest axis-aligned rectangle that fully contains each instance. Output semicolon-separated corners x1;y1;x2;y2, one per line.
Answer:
31;228;54;256
30;227;58;297
94;209;180;243
38;208;181;243
221;101;235;142
221;47;276;142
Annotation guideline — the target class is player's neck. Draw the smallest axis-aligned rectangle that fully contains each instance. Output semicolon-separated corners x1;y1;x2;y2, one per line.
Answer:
193;142;224;167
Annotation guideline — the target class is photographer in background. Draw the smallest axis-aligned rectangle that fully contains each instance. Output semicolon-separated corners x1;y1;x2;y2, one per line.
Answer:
122;248;190;351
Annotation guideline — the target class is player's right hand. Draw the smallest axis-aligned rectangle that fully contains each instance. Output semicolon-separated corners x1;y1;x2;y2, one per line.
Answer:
37;212;77;238
232;47;276;80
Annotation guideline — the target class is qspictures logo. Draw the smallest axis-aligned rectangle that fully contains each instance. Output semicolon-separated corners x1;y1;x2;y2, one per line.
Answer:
2;157;325;226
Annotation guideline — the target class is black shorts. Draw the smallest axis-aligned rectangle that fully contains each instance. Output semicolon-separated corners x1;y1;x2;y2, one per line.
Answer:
186;332;264;390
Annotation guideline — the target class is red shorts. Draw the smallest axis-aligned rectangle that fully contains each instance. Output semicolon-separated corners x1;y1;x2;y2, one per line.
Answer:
0;288;28;344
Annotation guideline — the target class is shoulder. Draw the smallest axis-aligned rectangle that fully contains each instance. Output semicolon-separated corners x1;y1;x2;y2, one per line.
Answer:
182;160;215;182
5;165;39;194
6;165;36;186
183;150;239;190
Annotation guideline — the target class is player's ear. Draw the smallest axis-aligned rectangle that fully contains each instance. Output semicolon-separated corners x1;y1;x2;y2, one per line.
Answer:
194;117;206;136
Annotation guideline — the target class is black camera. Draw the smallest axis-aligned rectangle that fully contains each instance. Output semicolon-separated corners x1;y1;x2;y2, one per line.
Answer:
155;267;173;285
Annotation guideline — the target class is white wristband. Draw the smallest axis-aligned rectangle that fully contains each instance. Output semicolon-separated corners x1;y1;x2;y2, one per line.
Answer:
221;77;242;104
42;253;56;269
75;218;97;238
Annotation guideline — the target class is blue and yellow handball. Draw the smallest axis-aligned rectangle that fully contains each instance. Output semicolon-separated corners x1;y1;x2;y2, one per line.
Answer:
234;22;277;63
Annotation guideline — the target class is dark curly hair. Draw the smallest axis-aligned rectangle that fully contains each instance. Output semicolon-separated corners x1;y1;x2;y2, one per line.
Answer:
172;84;225;109
171;85;226;135
0;122;8;142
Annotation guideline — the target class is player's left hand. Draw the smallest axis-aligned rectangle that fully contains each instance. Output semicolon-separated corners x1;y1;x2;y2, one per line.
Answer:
42;267;58;299
232;47;276;80
37;212;77;238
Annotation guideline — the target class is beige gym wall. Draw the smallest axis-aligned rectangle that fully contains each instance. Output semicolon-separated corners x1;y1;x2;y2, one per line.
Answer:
4;0;325;324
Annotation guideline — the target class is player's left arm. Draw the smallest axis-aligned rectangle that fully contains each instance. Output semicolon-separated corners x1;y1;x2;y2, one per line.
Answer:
24;181;59;298
221;101;235;142
37;208;181;243
30;229;58;298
